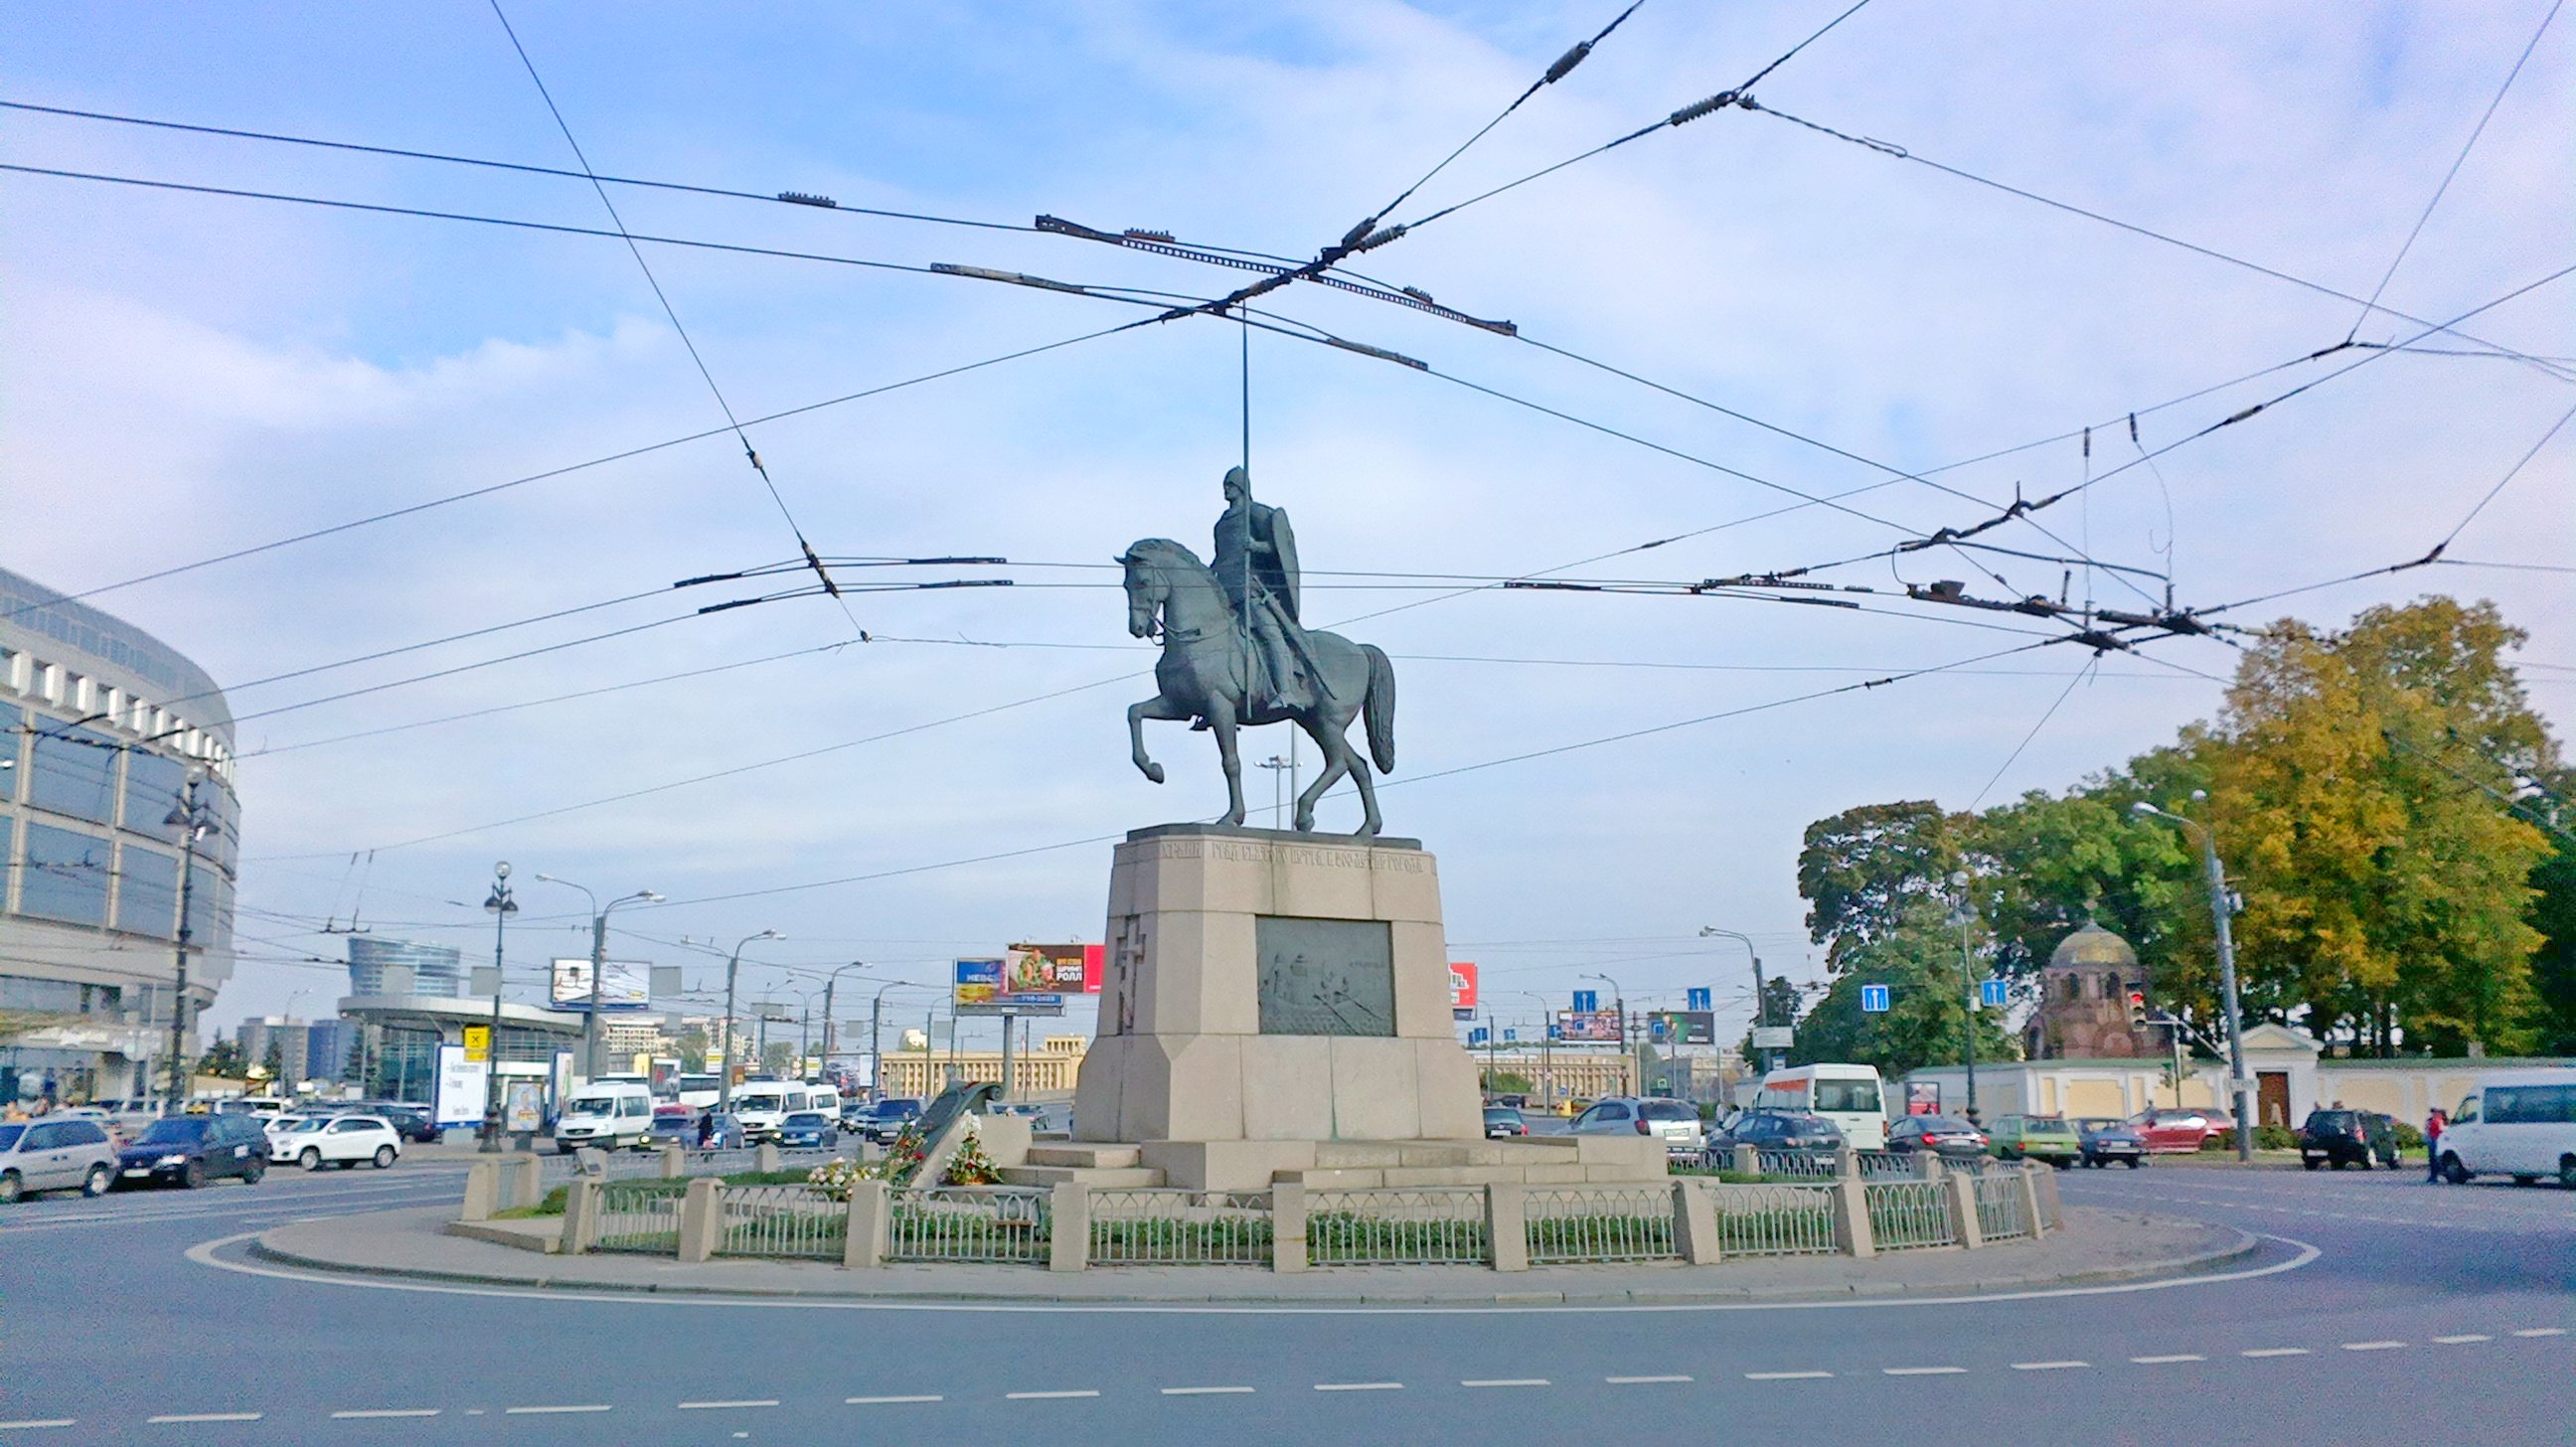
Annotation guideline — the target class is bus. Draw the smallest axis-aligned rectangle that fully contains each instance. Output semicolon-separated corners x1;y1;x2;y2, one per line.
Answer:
675;1073;722;1111
1754;1063;1888;1149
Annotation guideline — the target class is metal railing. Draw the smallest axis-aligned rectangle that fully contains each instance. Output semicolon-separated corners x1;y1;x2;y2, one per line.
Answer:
1704;1181;1841;1256
720;1184;846;1259
1973;1172;2032;1241
592;1181;685;1252
1306;1188;1489;1266
888;1187;1051;1264
1525;1186;1678;1264
1753;1148;1842;1180
1863;1178;1956;1250
1855;1150;1924;1180
1088;1190;1273;1266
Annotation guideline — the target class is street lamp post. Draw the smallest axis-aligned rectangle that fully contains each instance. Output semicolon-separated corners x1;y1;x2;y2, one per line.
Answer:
1945;872;1982;1125
533;876;661;1080
1697;926;1773;1077
1583;972;1629;1094
867;981;934;1103
821;961;868;1085
2136;798;2255;1163
1518;991;1555;1109
716;930;778;1116
479;862;517;1153
162;773;213;1117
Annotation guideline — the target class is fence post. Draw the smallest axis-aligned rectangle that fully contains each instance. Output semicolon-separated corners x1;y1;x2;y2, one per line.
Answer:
1270;1180;1308;1274
1731;1143;1760;1177
843;1179;891;1269
1484;1184;1530;1272
506;1155;544;1210
2022;1161;2056;1235
574;1146;607;1178
1830;1177;1875;1258
658;1144;685;1180
755;1142;783;1174
460;1160;499;1221
1048;1182;1090;1273
559;1178;600;1255
1943;1170;1983;1249
1674;1180;1723;1265
677;1177;723;1262
1833;1144;1858;1180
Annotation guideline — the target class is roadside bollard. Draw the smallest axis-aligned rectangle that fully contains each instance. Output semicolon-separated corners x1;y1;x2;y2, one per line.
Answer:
1829;1175;1875;1258
1484;1184;1530;1272
460;1160;499;1222
1048;1182;1090;1273
1673;1180;1723;1265
505;1154;544;1210
559;1178;601;1255
755;1142;783;1174
842;1179;891;1269
1942;1168;1983;1249
1270;1180;1308;1274
658;1144;685;1180
677;1177;723;1263
1731;1143;1760;1177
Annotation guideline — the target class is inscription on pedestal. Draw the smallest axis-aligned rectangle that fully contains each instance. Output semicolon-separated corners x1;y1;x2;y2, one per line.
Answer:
1254;917;1394;1037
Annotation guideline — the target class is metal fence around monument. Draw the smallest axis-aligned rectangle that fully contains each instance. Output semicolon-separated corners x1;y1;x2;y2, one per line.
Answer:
1972;1172;2033;1241
1524;1185;1678;1264
1087;1189;1274;1265
1305;1188;1490;1266
719;1184;846;1259
1863;1178;1957;1249
888;1187;1051;1264
592;1181;685;1253
1704;1182;1841;1256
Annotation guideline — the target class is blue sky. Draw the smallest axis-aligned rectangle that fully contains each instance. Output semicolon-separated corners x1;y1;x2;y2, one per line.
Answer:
5;1;2569;1045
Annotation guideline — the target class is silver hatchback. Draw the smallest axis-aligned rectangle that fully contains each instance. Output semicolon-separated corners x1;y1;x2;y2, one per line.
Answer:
1570;1096;1706;1158
0;1116;121;1203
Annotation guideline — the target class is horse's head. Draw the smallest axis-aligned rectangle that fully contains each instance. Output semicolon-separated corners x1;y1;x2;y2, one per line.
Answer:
1116;544;1162;639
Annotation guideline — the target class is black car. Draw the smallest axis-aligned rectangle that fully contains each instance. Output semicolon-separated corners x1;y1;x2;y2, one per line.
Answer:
115;1114;268;1189
2073;1116;2147;1168
369;1107;441;1145
1716;1110;1845;1153
1886;1114;1991;1160
2300;1108;2397;1170
862;1098;923;1145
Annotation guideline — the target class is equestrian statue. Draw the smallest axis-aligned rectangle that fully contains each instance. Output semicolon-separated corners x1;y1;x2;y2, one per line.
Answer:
1119;466;1396;836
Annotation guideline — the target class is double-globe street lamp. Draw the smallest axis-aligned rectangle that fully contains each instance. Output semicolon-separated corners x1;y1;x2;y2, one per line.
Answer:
2134;796;2255;1163
532;875;661;1080
479;862;518;1153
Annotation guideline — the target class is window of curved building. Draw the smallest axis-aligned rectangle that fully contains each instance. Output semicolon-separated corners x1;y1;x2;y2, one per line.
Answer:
117;844;179;939
124;751;190;842
27;723;121;824
19;823;111;925
0;699;21;801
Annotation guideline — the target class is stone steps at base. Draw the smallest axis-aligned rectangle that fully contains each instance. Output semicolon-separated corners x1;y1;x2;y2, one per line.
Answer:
1024;1144;1142;1169
997;1165;1166;1188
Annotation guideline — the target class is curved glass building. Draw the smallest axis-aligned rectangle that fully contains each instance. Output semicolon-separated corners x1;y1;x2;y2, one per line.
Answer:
346;936;465;999
0;565;240;1105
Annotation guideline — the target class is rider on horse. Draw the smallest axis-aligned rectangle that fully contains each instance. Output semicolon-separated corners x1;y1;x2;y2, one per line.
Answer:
1211;465;1319;716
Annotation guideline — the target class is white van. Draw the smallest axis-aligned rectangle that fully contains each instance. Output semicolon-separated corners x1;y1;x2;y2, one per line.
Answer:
2437;1068;2576;1188
731;1080;794;1142
554;1080;657;1153
801;1083;840;1124
1755;1063;1889;1149
675;1073;722;1111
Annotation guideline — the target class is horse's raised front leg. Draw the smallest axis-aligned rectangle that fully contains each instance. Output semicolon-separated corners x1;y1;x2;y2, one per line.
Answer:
1129;694;1189;784
1208;697;1246;826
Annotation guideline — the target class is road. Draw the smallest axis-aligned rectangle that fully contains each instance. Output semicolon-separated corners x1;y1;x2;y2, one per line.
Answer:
1;1159;2567;1443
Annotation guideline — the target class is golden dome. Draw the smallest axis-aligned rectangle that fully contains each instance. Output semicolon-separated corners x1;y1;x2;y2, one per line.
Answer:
2047;920;2139;969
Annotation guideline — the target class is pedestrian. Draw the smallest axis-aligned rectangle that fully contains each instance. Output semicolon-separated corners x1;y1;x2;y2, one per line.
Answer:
2424;1107;2447;1183
696;1109;715;1151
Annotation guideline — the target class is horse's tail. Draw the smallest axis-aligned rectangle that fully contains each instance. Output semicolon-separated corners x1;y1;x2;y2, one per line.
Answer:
1362;644;1395;774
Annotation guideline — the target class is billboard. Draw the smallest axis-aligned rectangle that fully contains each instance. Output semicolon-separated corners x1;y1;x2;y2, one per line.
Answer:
1648;1010;1716;1045
1007;943;1100;996
1449;961;1479;1016
1555;1010;1622;1043
433;1044;487;1128
953;958;1002;1008
550;958;650;1011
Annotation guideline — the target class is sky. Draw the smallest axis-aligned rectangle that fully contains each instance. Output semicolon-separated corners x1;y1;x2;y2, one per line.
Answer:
5;0;2570;1050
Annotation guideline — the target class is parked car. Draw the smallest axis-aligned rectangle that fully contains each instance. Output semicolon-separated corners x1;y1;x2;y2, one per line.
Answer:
2127;1106;2222;1154
776;1111;840;1150
1988;1115;2083;1167
2299;1108;2397;1170
862;1098;924;1145
1885;1114;1990;1160
1483;1105;1529;1138
374;1107;441;1145
2073;1117;2147;1168
1570;1096;1704;1159
275;1115;402;1171
1712;1110;1845;1154
116;1113;269;1189
0;1117;120;1203
2433;1069;2576;1188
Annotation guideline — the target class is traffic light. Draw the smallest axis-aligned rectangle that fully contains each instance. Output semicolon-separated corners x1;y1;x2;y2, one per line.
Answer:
2128;989;2149;1029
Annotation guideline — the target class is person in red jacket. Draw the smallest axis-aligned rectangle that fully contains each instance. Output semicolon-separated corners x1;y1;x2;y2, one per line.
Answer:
2424;1108;2447;1183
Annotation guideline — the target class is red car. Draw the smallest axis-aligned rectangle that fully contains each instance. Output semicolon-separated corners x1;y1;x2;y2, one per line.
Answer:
2128;1107;2220;1153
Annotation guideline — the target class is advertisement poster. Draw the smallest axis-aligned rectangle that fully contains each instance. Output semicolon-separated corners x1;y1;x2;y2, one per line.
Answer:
1448;961;1479;1016
953;958;1002;1008
1005;943;1092;997
504;1079;547;1134
1555;1010;1622;1043
1648;1010;1716;1045
1906;1080;1942;1115
549;958;651;1011
433;1045;487;1129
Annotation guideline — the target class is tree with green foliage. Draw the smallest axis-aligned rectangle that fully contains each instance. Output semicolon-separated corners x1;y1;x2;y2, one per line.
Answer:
260;1036;286;1085
1736;975;1806;1065
199;1039;246;1079
2524;768;2576;1054
675;1025;710;1074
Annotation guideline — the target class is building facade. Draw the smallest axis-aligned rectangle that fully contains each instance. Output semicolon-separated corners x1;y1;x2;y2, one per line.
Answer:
2024;920;2160;1060
878;1036;1090;1098
346;936;464;999
0;566;240;1106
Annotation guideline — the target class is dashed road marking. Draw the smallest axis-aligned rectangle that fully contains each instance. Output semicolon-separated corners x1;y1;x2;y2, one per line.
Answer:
0;1423;77;1432
2340;1342;2405;1352
2512;1328;2566;1338
1460;1378;1549;1388
147;1415;262;1424
1882;1367;1968;1376
2131;1355;2205;1364
1160;1386;1254;1396
2012;1361;2090;1370
330;1409;441;1419
2241;1348;2308;1359
1313;1382;1402;1392
1005;1390;1099;1400
504;1405;610;1414
1606;1374;1692;1384
679;1400;779;1409
1744;1370;1832;1380
2431;1335;2491;1344
846;1395;942;1404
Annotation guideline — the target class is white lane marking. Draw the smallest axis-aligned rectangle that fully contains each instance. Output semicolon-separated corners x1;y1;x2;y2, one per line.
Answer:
846;1395;943;1404
2012;1361;2090;1370
2241;1348;2309;1359
2513;1328;2567;1338
1005;1390;1099;1400
679;1400;779;1409
180;1228;2328;1318
2340;1342;2405;1352
1883;1367;1968;1376
0;1422;77;1431
2430;1335;2491;1344
1607;1374;1692;1384
1460;1378;1550;1388
503;1404;611;1414
1160;1386;1254;1395
330;1409;441;1419
1313;1382;1403;1392
147;1414;262;1424
2131;1355;2205;1364
1744;1370;1832;1380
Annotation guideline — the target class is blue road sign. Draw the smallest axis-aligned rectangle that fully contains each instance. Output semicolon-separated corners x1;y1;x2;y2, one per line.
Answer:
1468;1027;1489;1045
1859;983;1892;1014
1571;989;1600;1014
1546;1023;1563;1041
1503;1028;1519;1043
1980;978;2010;1008
1687;987;1712;1012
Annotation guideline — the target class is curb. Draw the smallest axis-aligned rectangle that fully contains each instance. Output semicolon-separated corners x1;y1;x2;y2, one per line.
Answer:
243;1217;2261;1308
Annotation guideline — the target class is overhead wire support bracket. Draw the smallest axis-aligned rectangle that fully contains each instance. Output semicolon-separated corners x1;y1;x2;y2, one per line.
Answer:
1034;215;1518;334
931;262;1091;294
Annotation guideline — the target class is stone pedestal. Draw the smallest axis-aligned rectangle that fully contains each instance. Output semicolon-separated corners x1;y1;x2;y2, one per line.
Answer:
1070;826;1488;1186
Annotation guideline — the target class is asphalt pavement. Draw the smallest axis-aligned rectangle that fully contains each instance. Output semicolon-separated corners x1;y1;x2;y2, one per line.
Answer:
1;1157;2567;1444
